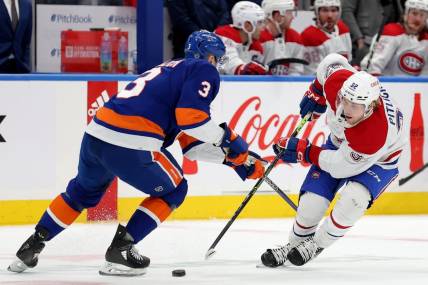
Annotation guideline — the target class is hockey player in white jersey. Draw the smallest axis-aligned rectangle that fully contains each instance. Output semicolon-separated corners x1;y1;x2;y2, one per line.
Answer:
259;0;305;75
261;53;406;267
301;0;352;74
215;1;269;75
361;0;428;76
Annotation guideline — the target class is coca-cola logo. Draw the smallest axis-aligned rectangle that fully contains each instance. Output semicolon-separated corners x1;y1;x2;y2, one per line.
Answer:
228;96;326;167
399;52;425;75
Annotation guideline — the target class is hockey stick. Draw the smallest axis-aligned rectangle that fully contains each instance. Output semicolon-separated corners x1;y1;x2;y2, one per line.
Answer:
264;176;297;211
268;58;309;69
205;113;311;259
399;163;428;186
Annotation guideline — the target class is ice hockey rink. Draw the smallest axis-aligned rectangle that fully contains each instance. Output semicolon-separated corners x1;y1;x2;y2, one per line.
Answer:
1;216;427;285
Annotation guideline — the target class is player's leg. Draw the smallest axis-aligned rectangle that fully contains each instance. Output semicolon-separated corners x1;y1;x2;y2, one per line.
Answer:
261;164;338;267
99;148;187;276
8;134;114;273
288;165;399;266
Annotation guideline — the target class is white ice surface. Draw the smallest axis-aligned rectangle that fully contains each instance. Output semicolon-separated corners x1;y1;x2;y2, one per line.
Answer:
1;216;428;285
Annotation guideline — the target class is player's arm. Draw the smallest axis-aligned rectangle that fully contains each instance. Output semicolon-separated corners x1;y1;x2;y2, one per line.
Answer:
176;62;248;165
177;132;265;181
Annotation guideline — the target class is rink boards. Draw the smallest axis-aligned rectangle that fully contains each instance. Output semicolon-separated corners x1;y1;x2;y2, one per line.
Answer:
0;75;427;224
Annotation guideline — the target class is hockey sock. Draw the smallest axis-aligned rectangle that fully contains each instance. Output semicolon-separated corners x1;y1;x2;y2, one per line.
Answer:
37;194;82;241
290;192;330;245
126;197;172;244
315;182;371;248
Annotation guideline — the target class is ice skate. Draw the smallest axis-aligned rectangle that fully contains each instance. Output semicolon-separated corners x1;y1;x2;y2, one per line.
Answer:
8;227;49;273
287;237;323;266
99;224;150;276
260;243;292;267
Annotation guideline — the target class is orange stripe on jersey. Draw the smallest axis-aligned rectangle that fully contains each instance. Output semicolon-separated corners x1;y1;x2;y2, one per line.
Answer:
176;108;209;126
96;107;165;137
140;197;172;222
177;132;198;150
49;195;80;226
153;151;183;187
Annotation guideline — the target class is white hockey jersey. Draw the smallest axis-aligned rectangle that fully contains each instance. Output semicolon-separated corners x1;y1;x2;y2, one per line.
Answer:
259;27;304;75
215;25;265;75
301;20;352;75
310;66;406;179
361;23;428;76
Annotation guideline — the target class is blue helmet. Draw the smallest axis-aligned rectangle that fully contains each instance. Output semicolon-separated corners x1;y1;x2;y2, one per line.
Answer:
184;30;226;61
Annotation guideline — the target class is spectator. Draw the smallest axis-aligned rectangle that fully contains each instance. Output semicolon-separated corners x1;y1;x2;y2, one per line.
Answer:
0;0;32;73
215;1;268;75
167;0;231;59
259;0;305;75
361;0;428;76
341;0;404;66
300;0;352;74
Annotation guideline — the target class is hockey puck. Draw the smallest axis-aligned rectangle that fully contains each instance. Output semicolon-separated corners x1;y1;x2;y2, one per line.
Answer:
172;269;186;277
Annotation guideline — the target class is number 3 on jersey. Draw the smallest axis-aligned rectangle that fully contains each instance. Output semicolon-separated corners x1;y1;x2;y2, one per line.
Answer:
198;81;211;98
117;67;162;99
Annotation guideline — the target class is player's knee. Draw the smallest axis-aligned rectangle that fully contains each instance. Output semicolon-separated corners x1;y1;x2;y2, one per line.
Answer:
65;178;110;210
297;192;330;226
161;179;188;210
340;182;371;210
334;182;371;223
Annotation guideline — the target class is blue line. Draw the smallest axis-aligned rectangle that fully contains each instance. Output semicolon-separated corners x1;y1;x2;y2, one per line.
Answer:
0;73;427;83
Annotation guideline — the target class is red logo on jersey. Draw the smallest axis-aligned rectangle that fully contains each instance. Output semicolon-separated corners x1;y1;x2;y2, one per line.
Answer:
398;52;425;75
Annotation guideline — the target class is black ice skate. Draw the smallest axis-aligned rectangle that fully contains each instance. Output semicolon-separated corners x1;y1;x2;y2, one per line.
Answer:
261;243;292;267
99;224;150;276
8;227;49;273
287;237;323;266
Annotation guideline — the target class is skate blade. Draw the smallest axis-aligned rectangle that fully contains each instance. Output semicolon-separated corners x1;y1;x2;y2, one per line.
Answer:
99;262;147;277
8;259;29;273
256;260;292;269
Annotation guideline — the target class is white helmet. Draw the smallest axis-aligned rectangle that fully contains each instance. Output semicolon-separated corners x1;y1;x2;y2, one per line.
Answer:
336;72;381;128
232;1;265;32
314;0;341;14
405;0;428;12
261;0;295;18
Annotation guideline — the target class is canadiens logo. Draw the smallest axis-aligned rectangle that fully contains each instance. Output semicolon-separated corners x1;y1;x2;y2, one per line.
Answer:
398;52;425;75
350;151;363;162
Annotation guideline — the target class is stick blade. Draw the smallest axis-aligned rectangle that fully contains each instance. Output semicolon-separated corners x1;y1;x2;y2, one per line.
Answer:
205;248;216;260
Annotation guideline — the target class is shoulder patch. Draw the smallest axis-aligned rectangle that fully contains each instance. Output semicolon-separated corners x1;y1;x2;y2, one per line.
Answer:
285;28;302;44
215;25;242;43
344;103;388;155
337;20;350;35
259;29;274;43
381;23;405;36
301;26;329;46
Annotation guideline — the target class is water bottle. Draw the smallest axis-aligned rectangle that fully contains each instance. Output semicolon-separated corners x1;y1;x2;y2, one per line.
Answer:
100;32;112;73
118;35;128;71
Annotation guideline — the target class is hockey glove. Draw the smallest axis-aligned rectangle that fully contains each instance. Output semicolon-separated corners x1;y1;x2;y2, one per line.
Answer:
300;80;327;121
274;137;314;164
219;123;249;165
236;61;268;75
224;151;267;181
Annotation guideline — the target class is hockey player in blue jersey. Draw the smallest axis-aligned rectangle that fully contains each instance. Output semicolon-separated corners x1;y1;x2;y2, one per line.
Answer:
8;30;266;276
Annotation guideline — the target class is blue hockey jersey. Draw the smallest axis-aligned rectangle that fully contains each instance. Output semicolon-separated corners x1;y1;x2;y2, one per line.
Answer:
86;59;226;152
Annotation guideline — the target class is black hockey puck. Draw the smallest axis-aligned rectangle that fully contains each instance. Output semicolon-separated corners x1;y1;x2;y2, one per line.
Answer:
172;269;186;277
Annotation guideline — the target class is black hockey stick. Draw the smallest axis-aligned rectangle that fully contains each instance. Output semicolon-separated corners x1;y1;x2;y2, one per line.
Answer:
205;113;311;259
399;163;428;186
264;176;297;211
268;58;309;69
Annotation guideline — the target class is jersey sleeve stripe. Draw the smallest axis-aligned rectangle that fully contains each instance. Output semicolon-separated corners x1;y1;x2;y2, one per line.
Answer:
177;133;204;154
95;107;165;137
176;108;210;127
